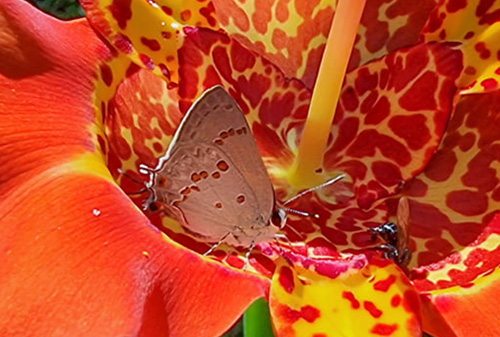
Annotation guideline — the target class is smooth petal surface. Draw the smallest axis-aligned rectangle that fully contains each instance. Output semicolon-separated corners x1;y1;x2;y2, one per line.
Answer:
211;0;438;88
270;259;421;337
0;172;268;337
0;1;267;336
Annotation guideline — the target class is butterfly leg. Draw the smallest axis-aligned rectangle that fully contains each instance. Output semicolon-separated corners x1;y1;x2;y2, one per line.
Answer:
243;240;256;271
203;232;230;256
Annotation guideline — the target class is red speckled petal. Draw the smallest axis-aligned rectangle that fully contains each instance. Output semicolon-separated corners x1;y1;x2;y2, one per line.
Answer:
211;0;438;88
404;91;500;292
177;27;307;177
81;0;219;82
0;1;267;335
422;0;500;94
270;259;421;337
325;42;463;209
177;27;463;211
421;265;500;337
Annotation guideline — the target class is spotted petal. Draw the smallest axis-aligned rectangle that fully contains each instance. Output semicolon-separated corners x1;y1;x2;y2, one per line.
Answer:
82;0;219;83
398;90;500;335
211;0;439;88
422;0;500;93
270;259;421;336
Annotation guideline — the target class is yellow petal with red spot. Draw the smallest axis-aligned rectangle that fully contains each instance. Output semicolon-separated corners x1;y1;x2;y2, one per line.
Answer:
423;1;500;93
82;0;184;82
404;91;500;293
211;0;437;88
158;0;219;29
270;259;421;337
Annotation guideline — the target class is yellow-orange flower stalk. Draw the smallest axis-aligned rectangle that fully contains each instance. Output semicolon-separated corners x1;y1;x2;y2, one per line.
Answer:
289;0;366;188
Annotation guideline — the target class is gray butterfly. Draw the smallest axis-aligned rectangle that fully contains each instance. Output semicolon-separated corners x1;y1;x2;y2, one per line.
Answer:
139;85;343;253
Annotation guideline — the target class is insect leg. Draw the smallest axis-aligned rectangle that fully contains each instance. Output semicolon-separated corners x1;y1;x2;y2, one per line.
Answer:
203;232;230;256
243;240;256;271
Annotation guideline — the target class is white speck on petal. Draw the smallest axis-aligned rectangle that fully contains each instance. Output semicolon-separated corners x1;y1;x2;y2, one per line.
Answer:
171;22;179;30
93;209;101;216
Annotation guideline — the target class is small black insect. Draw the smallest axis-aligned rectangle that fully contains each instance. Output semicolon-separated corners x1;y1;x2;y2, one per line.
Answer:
371;197;411;265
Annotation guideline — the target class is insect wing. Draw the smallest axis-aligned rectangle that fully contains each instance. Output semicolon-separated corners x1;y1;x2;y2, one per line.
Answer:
158;86;274;217
154;86;275;246
396;196;411;259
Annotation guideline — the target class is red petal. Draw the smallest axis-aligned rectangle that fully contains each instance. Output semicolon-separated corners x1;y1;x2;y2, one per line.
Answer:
421;266;500;336
325;42;463;209
212;0;437;88
404;91;500;291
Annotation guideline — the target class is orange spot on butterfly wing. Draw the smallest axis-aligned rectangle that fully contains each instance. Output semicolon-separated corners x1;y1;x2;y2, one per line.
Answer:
217;160;229;171
191;173;201;182
236;195;246;204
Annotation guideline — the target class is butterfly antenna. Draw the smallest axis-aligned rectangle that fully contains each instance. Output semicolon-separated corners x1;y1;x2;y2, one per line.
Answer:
284;208;320;219
117;168;149;189
282;174;346;206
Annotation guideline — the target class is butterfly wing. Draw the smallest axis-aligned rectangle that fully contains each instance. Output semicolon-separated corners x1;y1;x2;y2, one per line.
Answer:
153;86;276;247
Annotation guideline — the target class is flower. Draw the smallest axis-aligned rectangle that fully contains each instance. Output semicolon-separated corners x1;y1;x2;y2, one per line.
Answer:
1;0;500;336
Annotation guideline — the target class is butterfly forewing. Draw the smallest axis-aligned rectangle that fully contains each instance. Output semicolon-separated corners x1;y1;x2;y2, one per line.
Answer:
153;86;276;247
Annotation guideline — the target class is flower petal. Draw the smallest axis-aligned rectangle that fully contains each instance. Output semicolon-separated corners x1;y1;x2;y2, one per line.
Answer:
325;42;463;209
421;265;500;337
422;0;500;94
211;0;437;88
0;0;110;193
406;91;500;291
0;171;268;336
0;1;268;335
82;0;192;82
270;259;421;337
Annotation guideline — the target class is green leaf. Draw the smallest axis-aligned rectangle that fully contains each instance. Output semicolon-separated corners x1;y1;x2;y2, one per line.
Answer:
243;298;275;337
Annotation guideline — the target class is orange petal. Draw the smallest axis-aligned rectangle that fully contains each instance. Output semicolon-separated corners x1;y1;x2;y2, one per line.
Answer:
421;264;500;337
270;258;421;336
0;0;112;194
0;1;268;334
0;171;268;336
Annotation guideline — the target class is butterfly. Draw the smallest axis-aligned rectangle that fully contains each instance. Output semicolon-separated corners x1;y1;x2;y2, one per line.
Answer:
138;85;343;255
371;196;411;265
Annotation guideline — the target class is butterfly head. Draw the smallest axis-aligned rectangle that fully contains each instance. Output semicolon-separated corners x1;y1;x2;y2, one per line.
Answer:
271;207;288;229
